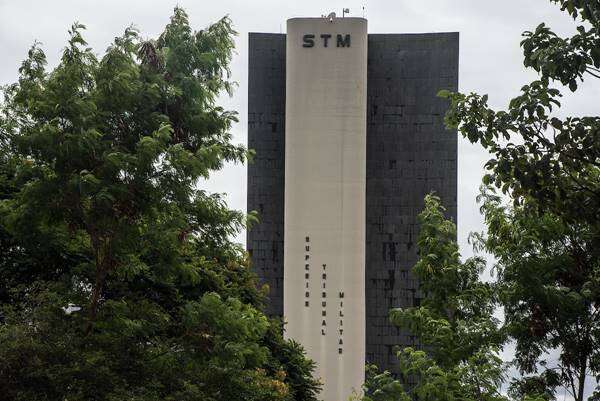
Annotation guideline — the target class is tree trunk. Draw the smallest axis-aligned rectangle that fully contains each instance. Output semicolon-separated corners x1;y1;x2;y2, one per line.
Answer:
86;264;107;335
85;236;112;335
576;359;587;401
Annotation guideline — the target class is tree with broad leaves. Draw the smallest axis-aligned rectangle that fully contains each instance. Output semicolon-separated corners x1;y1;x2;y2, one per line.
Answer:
441;0;600;224
474;186;598;401
357;195;506;401
0;8;319;401
441;1;599;400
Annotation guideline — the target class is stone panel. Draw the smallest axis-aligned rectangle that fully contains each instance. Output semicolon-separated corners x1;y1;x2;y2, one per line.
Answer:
365;33;459;375
247;33;286;317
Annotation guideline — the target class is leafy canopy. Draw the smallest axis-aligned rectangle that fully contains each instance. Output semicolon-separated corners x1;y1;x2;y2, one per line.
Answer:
440;1;600;399
360;195;505;401
0;8;319;401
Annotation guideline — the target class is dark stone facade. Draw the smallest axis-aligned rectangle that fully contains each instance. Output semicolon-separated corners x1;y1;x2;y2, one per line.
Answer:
247;33;286;317
247;32;459;375
365;33;459;373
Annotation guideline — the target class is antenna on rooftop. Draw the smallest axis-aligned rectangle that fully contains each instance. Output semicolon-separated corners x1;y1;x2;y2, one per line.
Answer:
342;8;350;17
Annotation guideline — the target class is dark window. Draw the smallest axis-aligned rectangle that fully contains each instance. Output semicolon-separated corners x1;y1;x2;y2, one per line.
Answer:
382;242;397;262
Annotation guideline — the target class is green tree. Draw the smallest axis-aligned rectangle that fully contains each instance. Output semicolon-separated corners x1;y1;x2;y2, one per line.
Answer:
360;195;506;401
440;1;600;400
475;187;598;401
0;8;319;401
442;0;600;225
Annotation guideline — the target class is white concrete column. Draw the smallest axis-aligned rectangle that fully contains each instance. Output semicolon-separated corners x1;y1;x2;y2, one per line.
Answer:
284;16;367;401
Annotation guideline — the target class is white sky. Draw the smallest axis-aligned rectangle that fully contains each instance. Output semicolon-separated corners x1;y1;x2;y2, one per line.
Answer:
2;0;597;252
1;0;598;395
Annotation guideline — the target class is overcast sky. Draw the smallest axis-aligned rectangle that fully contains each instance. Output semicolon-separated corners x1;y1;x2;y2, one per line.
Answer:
1;0;599;396
2;0;599;251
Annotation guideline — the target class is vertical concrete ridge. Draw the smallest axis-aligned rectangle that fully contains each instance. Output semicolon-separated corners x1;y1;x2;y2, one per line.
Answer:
284;17;367;401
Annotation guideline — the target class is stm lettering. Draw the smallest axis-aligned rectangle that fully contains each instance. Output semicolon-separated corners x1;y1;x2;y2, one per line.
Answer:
302;34;351;48
302;34;315;48
320;34;332;47
336;34;351;47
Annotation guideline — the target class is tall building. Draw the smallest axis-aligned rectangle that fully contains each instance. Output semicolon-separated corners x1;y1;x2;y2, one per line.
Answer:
247;15;458;401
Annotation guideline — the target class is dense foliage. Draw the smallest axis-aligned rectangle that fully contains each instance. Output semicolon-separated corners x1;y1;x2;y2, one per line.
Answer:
476;187;598;401
363;1;599;401
360;195;505;401
0;8;319;401
442;1;600;399
443;0;600;225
